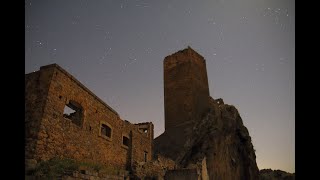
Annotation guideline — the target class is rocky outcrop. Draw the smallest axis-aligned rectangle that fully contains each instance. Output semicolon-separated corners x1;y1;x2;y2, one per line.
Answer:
259;169;295;180
154;97;260;180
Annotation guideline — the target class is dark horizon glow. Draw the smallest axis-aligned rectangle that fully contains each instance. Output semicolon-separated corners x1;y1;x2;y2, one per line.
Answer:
25;0;295;173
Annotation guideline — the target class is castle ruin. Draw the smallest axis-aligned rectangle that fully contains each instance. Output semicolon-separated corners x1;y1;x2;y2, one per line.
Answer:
25;64;154;173
25;47;259;179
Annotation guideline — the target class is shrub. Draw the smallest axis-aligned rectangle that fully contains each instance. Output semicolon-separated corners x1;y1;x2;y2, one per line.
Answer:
31;157;112;178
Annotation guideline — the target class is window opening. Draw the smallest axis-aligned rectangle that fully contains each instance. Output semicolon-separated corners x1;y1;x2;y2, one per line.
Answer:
63;100;83;126
123;136;129;147
101;124;111;138
144;151;148;162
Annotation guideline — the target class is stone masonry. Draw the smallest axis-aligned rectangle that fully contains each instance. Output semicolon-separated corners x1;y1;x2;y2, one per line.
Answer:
164;47;210;131
25;64;153;173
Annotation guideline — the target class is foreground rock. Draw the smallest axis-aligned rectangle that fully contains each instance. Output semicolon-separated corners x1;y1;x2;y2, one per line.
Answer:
260;169;295;180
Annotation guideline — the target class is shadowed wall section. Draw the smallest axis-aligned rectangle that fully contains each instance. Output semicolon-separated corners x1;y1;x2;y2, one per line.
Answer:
164;47;210;131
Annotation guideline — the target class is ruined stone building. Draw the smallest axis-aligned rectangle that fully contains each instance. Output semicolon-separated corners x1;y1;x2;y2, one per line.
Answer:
25;47;259;180
25;64;154;173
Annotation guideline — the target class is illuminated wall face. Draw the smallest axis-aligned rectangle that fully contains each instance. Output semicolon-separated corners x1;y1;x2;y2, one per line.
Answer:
25;64;154;169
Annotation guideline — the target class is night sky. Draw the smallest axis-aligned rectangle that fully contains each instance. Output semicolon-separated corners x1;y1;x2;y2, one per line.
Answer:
25;0;295;173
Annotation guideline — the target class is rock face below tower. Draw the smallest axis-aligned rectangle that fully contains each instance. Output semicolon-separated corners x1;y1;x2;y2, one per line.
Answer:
155;97;260;180
154;47;259;180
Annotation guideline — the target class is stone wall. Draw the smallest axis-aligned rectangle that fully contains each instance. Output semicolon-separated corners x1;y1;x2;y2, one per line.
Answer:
26;169;128;180
163;47;210;131
25;64;153;171
25;69;56;171
132;154;176;179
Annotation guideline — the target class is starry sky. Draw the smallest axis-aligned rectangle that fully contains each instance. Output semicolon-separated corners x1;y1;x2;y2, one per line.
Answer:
25;0;295;173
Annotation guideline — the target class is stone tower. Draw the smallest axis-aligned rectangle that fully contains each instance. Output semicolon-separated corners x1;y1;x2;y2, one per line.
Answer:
155;48;260;180
163;46;210;131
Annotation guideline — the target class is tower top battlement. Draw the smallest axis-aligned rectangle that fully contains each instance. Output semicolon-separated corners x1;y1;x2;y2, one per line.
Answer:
163;46;205;66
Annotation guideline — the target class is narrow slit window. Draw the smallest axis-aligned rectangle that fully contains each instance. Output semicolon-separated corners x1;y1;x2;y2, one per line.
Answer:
144;151;148;162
